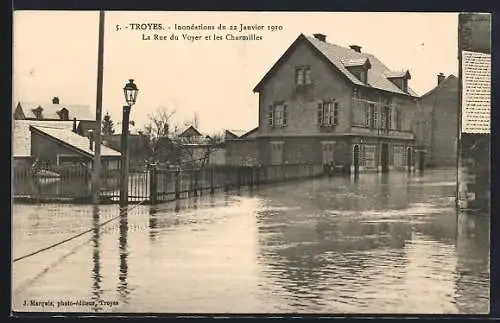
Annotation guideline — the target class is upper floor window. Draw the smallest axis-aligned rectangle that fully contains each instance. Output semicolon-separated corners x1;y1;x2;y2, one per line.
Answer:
317;101;339;126
395;109;403;130
381;105;392;130
365;103;377;128
296;66;312;85
268;102;288;127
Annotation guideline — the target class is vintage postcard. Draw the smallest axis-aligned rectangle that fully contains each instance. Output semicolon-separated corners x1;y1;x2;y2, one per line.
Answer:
11;11;491;315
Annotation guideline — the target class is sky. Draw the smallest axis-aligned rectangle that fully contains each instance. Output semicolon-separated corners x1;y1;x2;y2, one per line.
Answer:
13;11;459;135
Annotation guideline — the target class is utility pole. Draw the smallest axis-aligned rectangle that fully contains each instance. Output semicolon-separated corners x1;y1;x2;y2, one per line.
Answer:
92;10;105;205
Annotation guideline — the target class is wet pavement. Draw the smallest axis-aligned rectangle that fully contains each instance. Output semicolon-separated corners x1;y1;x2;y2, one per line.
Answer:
11;169;489;314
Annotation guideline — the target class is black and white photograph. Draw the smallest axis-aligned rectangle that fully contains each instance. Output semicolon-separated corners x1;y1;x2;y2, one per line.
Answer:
11;11;491;314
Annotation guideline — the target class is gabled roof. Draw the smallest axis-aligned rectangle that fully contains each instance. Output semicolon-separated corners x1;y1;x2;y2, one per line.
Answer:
241;127;259;138
253;34;418;97
461;50;490;134
385;70;411;79
225;129;249;139
15;101;94;121
420;74;458;99
13;120;74;157
30;126;121;157
179;125;203;137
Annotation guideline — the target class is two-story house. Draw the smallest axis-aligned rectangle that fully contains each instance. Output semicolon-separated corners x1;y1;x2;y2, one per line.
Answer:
252;33;419;174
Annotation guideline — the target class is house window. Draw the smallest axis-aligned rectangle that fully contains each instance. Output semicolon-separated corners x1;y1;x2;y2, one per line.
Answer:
321;141;335;164
395;109;402;130
268;102;288;127
365;103;377;128
363;144;376;167
359;70;367;83
296;66;312;85
270;142;284;165
318;101;339;126
381;106;392;130
393;145;405;167
106;160;119;170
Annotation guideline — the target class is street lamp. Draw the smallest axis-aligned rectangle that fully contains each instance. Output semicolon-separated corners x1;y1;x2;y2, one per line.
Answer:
120;79;139;206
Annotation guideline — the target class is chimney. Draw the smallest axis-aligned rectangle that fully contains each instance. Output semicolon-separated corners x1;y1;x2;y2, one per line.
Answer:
52;97;59;104
88;129;94;151
437;73;445;85
349;45;362;53
72;117;77;133
313;33;327;42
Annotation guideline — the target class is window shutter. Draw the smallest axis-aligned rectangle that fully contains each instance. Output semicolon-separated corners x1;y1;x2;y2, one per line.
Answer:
388;107;392;130
365;104;370;127
268;104;274;126
333;102;339;125
317;102;323;125
282;104;288;127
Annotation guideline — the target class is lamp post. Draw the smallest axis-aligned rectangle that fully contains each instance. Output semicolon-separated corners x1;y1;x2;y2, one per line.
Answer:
119;79;139;206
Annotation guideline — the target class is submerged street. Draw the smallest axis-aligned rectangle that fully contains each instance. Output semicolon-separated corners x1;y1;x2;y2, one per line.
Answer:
12;169;489;314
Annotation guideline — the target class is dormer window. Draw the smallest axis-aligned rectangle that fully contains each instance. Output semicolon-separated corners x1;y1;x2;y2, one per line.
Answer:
57;108;69;120
295;66;312;85
386;70;411;93
32;106;43;120
344;58;371;84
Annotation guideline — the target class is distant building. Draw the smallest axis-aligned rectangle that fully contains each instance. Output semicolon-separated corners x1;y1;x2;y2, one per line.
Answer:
225;127;259;166
252;33;419;173
176;126;226;167
29;125;121;170
415;74;459;168
13;97;94;121
457;13;491;213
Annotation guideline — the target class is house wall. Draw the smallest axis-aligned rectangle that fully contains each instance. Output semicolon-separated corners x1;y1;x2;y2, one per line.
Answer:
415;78;459;168
257;136;353;166
258;41;354;136
427;78;459;167
103;134;151;165
31;131;120;169
31;131;85;164
225;139;259;166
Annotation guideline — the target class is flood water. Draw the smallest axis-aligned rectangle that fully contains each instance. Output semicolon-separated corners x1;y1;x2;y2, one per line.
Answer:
12;169;490;314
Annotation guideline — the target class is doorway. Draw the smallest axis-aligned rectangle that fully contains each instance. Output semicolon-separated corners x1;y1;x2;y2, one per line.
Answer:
381;143;389;173
353;144;360;175
407;147;413;171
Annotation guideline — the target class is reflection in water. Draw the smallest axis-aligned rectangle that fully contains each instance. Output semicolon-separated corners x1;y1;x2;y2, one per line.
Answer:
91;205;102;312
454;212;490;313
12;169;489;314
118;206;130;304
149;206;159;242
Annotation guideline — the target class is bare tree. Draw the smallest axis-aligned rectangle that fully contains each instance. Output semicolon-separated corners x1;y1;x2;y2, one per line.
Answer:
173;130;225;169
142;107;177;163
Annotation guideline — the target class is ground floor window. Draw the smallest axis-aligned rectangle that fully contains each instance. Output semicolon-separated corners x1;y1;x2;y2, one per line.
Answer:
363;144;376;167
321;141;335;164
57;155;89;166
270;142;284;165
106;160;120;170
393;145;406;167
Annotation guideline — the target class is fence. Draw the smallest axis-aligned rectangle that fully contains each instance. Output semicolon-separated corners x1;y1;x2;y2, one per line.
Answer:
12;163;324;204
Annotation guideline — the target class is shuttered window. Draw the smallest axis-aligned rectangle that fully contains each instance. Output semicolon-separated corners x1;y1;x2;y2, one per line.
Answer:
318;100;339;126
269;102;288;127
